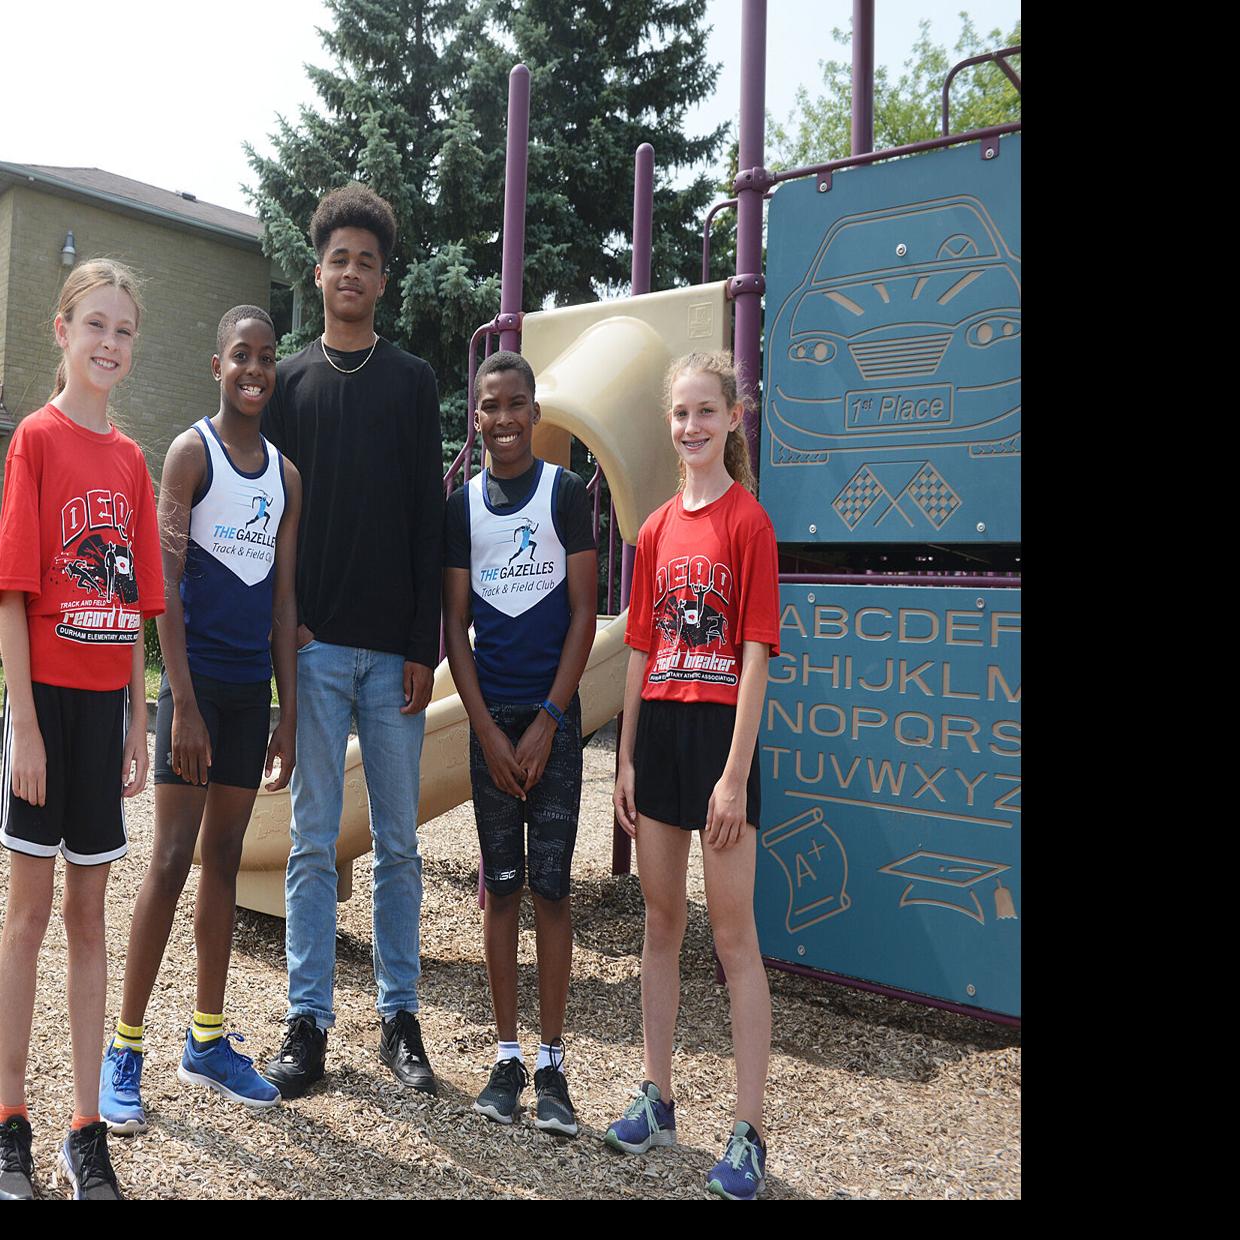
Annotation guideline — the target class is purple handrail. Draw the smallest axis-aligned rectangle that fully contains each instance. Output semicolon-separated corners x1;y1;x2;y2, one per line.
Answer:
942;45;1022;136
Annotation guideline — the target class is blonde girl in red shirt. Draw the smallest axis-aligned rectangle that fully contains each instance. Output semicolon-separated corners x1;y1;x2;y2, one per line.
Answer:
0;260;163;1200
607;351;779;1200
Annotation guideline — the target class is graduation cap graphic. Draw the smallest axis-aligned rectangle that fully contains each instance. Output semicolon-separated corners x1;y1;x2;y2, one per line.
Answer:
879;850;1016;925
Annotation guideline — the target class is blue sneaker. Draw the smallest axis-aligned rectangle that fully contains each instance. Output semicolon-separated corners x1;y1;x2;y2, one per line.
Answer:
177;1030;282;1108
99;1042;147;1136
706;1122;767;1200
604;1081;676;1154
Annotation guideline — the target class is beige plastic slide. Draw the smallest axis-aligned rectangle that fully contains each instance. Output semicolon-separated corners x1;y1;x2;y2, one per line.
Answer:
224;282;731;917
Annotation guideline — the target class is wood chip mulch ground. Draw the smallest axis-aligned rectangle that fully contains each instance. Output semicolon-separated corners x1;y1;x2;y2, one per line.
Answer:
2;731;1020;1199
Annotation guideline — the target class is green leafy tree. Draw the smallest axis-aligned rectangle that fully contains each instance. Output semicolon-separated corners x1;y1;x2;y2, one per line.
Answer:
769;14;1022;170
245;0;508;460
245;0;726;463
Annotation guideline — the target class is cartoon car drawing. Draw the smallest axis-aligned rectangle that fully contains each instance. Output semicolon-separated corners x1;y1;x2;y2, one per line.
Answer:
765;196;1020;456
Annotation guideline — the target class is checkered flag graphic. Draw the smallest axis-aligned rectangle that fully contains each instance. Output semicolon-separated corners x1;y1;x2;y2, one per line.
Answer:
834;466;883;530
906;463;961;529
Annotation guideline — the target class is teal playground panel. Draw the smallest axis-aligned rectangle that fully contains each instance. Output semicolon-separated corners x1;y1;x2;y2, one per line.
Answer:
756;584;1021;1019
761;135;1021;545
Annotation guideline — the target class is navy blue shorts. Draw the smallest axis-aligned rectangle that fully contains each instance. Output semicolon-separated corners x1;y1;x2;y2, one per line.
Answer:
633;698;761;831
154;670;271;789
469;695;582;901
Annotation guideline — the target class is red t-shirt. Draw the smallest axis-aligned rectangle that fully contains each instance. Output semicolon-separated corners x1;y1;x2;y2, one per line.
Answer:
0;404;164;691
625;482;780;704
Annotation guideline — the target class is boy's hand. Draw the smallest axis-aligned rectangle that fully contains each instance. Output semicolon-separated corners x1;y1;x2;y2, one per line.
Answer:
122;724;149;798
703;769;747;850
11;721;47;807
480;722;528;801
264;719;296;791
613;758;638;838
515;712;556;793
172;702;212;786
402;661;433;715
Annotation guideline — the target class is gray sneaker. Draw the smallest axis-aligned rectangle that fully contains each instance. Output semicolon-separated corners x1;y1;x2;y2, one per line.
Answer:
534;1061;578;1136
473;1057;529;1125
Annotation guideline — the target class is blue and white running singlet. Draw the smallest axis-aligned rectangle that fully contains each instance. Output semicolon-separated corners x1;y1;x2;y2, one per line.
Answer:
182;418;286;682
467;460;570;704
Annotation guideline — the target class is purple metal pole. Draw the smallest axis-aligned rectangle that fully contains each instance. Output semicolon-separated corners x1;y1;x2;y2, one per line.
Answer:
735;0;767;469
851;0;875;156
499;64;530;352
620;143;653;611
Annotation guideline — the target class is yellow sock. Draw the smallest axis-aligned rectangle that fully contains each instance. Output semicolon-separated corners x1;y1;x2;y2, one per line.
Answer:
191;1012;224;1045
113;1021;144;1054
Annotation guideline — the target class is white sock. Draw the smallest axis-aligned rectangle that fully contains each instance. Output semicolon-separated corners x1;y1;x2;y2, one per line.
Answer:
536;1041;565;1073
497;1040;523;1064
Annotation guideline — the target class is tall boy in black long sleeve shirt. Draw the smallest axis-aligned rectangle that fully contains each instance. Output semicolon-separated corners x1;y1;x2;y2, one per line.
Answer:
260;183;442;1098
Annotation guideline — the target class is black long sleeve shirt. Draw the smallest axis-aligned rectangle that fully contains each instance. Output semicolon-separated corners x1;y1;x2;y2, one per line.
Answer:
262;338;444;668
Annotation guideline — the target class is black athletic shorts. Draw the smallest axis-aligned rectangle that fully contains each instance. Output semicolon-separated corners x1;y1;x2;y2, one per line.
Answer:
2;682;129;865
633;698;761;832
469;695;582;901
154;670;272;789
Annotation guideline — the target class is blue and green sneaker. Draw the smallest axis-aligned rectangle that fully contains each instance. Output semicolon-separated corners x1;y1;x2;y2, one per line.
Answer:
706;1122;766;1200
604;1081;676;1154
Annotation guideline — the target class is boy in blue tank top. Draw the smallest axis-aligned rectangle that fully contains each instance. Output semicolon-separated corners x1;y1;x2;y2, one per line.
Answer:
443;351;597;1135
100;307;302;1131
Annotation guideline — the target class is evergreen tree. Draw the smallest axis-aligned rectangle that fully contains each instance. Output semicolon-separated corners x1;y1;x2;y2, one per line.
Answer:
501;0;726;304
245;0;726;462
245;0;507;458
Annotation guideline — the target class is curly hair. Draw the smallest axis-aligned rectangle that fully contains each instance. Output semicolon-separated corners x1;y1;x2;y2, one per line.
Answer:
310;183;398;266
663;351;757;495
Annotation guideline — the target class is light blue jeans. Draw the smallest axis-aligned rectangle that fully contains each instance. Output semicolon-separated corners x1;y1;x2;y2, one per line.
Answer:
285;640;426;1027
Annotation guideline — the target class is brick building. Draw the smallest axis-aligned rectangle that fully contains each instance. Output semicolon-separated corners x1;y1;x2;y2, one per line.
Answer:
0;161;296;488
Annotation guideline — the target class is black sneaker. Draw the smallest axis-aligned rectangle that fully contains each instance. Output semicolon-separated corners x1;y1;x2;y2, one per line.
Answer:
58;1121;122;1200
474;1057;529;1124
263;1015;327;1099
379;1011;437;1094
0;1114;36;1200
534;1056;579;1137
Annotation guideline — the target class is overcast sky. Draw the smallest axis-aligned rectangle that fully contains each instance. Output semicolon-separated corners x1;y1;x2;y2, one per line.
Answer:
1;1;1020;217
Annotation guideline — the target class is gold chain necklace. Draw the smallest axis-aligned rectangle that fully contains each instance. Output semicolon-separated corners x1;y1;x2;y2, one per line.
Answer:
320;333;379;374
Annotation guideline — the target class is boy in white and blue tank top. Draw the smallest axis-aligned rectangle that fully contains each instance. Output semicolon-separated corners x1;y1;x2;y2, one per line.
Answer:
444;351;597;1136
99;307;303;1132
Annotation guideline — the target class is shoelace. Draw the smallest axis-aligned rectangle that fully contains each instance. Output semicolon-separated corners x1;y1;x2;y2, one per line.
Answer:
219;1032;257;1070
724;1133;761;1177
279;1018;319;1064
112;1049;142;1094
537;1045;570;1103
392;1013;428;1063
622;1088;660;1128
73;1124;117;1191
1;1121;31;1173
492;1057;529;1093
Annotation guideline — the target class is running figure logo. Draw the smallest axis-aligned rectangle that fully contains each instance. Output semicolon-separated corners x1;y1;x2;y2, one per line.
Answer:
247;490;275;532
508;518;539;565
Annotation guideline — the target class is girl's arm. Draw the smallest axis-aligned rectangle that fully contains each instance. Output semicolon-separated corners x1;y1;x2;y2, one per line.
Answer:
612;647;648;838
443;566;528;801
0;591;45;806
122;637;148;796
514;547;599;792
703;639;769;850
265;462;302;791
155;432;211;786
